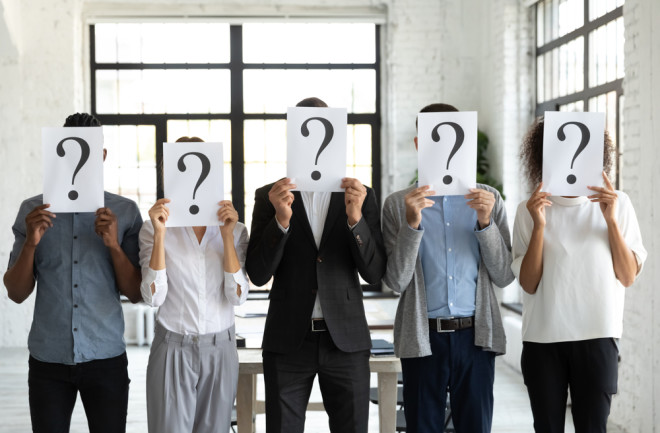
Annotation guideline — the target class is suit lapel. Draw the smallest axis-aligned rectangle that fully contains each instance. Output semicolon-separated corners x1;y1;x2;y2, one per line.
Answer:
319;192;345;251
291;191;317;250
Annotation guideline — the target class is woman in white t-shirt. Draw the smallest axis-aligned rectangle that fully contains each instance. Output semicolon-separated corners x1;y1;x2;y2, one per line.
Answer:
511;119;647;433
138;136;250;433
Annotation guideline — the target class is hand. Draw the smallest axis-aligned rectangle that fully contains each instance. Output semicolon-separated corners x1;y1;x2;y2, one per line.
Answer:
341;178;367;226
95;207;119;248
148;199;170;236
404;186;436;229
268;178;296;229
25;204;55;247
588;172;618;224
526;183;552;229
218;200;238;238
465;188;496;229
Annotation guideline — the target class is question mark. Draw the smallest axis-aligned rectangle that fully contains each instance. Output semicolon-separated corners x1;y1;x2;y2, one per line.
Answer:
177;152;211;215
431;122;465;185
557;121;590;185
56;137;90;201
301;117;334;181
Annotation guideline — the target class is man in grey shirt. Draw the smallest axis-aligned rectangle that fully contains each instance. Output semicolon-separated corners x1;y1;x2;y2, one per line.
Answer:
3;113;143;433
382;103;514;433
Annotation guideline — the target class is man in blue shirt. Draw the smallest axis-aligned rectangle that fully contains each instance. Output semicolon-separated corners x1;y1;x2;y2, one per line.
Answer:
382;103;514;433
4;113;143;433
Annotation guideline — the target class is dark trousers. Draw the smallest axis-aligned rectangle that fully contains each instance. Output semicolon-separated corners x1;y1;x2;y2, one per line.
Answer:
263;330;371;433
521;338;619;433
28;352;130;433
401;327;495;433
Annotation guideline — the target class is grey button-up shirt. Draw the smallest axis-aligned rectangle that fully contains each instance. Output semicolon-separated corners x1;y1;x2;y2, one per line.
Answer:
8;192;142;364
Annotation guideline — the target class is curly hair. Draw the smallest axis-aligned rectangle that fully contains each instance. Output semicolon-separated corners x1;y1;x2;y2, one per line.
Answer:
520;117;615;190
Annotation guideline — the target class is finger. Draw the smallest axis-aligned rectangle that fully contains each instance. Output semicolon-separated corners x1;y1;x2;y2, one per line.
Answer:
602;172;615;191
533;182;544;194
218;200;234;208
29;216;54;228
29;208;57;219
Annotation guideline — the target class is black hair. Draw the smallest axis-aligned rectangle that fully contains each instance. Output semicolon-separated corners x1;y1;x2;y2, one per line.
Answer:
296;97;328;108
63;113;101;127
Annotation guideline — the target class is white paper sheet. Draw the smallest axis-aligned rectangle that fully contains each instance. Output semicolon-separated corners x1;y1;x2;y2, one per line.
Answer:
287;107;347;192
417;111;478;196
163;142;224;227
542;111;605;196
42;127;104;213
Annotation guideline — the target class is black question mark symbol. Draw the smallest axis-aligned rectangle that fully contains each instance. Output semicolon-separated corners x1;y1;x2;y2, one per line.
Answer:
557;121;590;185
431;122;465;185
56;137;90;201
177;152;211;215
301;117;334;181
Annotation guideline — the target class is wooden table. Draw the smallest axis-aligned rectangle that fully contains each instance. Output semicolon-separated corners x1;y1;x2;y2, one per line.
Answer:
237;348;402;433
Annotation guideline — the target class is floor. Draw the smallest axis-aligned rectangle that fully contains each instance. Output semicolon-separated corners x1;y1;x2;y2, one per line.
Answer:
0;346;625;433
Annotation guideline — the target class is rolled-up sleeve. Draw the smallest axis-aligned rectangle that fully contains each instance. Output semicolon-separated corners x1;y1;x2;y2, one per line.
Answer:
223;224;250;305
138;220;169;307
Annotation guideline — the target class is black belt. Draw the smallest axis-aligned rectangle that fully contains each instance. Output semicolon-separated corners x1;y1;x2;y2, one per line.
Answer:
311;319;328;332
428;316;474;332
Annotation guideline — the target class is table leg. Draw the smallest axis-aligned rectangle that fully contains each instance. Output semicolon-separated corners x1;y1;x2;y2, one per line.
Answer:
237;373;255;433
377;372;398;433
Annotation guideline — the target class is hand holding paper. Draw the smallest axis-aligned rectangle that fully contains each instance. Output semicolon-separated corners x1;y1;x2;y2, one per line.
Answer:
218;200;239;237
268;178;296;229
24;204;56;248
404;186;436;229
341;177;367;226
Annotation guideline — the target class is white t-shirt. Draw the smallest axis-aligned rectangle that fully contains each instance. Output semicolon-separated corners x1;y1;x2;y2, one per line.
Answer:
511;192;647;343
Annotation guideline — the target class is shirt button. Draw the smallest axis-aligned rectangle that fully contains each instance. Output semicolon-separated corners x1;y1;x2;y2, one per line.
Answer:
74;304;78;308
73;236;78;239
73;328;78;332
449;276;453;280
450;303;454;306
74;261;78;264
74;284;78;288
317;257;323;263
446;222;450;226
448;248;452;252
444;198;447;202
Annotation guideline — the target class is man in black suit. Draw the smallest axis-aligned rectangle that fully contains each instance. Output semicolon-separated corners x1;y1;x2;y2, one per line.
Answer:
246;97;386;433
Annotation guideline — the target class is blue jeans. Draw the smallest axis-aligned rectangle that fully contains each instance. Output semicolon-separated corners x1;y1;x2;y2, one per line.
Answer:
401;327;495;433
28;352;130;433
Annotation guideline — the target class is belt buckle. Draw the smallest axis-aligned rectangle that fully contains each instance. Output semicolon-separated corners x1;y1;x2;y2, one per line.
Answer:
311;319;325;332
437;316;455;333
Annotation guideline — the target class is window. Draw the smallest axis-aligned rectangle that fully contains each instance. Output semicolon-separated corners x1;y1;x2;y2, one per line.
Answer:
534;0;624;185
91;22;381;228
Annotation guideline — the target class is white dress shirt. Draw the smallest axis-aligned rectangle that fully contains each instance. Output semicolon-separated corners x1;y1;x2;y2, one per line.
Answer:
139;220;250;335
301;192;331;319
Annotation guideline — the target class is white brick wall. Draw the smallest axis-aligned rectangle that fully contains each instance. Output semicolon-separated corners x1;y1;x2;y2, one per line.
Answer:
610;0;660;431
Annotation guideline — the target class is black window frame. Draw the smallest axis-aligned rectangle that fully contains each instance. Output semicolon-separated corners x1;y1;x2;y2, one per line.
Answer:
90;23;382;222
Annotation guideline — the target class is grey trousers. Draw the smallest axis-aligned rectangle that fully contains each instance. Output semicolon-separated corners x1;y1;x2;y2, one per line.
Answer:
146;322;238;433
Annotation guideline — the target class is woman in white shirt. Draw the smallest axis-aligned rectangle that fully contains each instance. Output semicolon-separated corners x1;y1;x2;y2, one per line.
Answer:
139;136;250;433
512;120;647;433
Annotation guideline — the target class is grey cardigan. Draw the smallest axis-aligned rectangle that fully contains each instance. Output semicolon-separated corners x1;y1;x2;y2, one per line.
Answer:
382;184;514;357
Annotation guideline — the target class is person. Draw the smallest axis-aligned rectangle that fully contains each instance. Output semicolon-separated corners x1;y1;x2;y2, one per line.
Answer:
512;119;647;433
138;136;249;433
381;103;514;433
3;112;142;433
246;97;387;433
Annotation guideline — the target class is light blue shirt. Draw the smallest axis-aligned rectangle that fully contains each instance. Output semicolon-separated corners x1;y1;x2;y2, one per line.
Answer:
8;192;142;365
418;195;486;318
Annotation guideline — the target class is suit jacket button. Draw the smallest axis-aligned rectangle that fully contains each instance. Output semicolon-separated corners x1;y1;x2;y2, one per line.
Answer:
317;256;322;263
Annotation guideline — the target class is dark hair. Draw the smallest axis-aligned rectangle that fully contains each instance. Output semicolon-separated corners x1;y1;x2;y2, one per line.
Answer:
416;103;459;129
296;97;328;108
175;136;204;143
520;117;615;189
63;113;101;127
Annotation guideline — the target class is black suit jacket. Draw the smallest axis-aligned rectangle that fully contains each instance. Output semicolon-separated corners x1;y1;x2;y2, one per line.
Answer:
246;184;386;354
